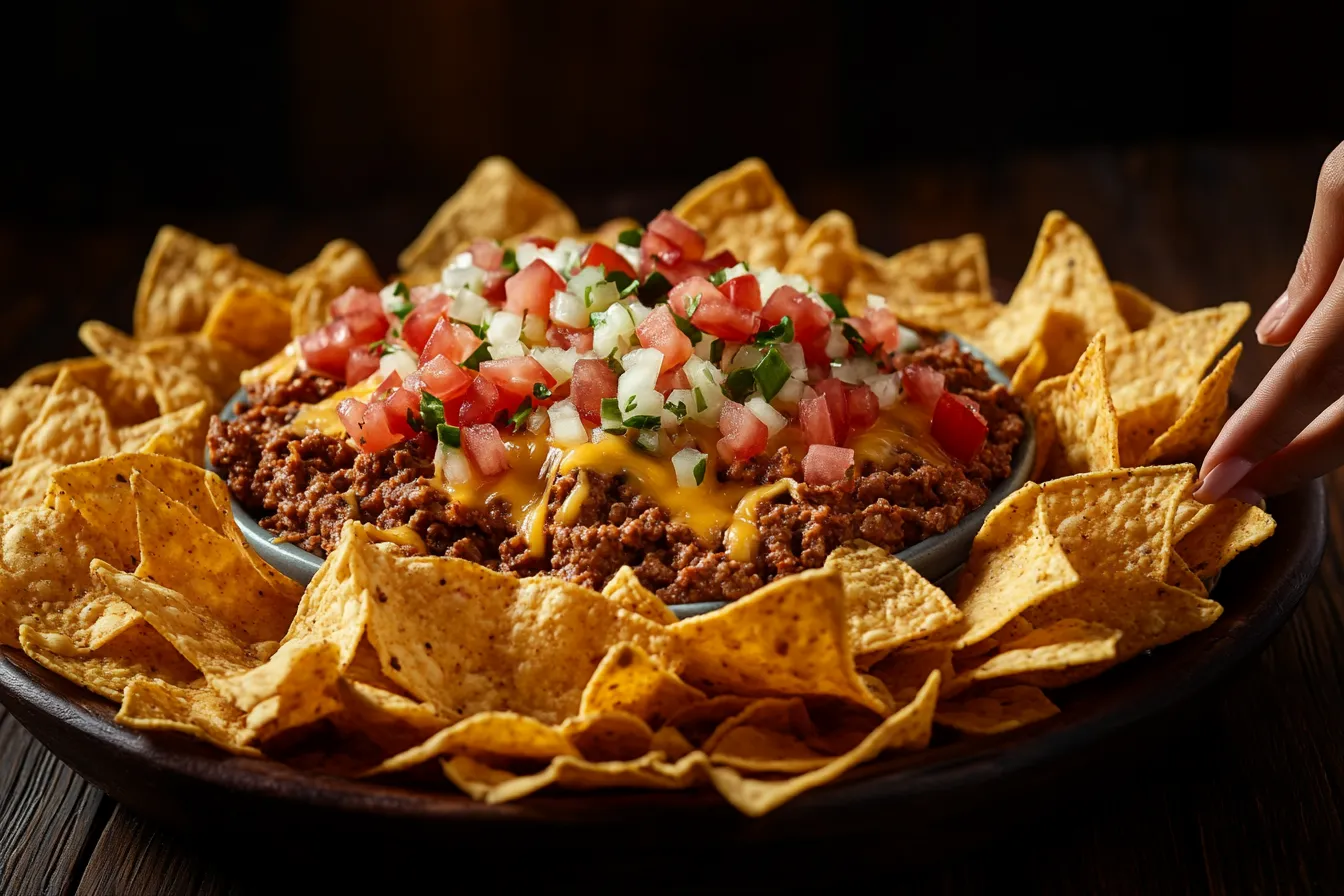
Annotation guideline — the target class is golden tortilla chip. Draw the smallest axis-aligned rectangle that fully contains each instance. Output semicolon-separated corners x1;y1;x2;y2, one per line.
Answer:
888;292;1005;345
12;356;109;388
866;643;956;703
369;711;578;776
934;685;1059;735
289;239;383;337
963;619;1121;683
331;679;448;756
1027;334;1120;479
578;642;704;729
1173;497;1214;542
12;371;118;466
19;619;197;702
705;669;940;817
0;385;53;461
1009;341;1048;397
398;157;578;273
1112;281;1177;331
700;697;817;754
950;483;1080;649
558;711;655;762
672;158;806;270
783;211;879;298
1164;553;1207;596
1038;465;1194;581
600;567;677;624
201;283;294;360
1143;344;1242;463
116;401;211;463
79;321;213;413
443;751;707;804
824;541;963;654
884;234;992;299
670;567;882;712
134;225;289;338
1175;499;1276;578
233;640;346;738
1107;303;1250;412
15;358;160;428
1116;392;1182;467
0;459;58;511
664;695;757;746
116;677;261;756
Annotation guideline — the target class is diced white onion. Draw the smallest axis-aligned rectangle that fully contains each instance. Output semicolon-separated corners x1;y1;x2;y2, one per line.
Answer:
378;348;418;380
897;325;922;353
451;289;489;326
550;290;589;329
548;400;587;445
514;242;542;271
434;444;471;485
486;311;523;346
488;341;526;360
586;280;620;314
590;427;607;444
614;242;642;272
566;266;605;301
624;299;652;326
718;262;750;281
833;356;880;384
864;372;901;409
522;313;547;345
683;358;725;424
775;377;805;406
665;388;695;412
866;293;888;310
694;336;721;362
442;264;486;294
618;349;664;404
754;267;811;302
526;406;548;434
727;345;764;372
447;251;475;270
777;343;806;376
530;346;578;385
746;396;787;436
672;447;708;488
636;428;661;453
592;303;637;358
825;323;850;359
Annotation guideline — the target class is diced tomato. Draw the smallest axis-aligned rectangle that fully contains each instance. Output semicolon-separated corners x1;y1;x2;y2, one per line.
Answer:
669;277;759;342
505;259;564;322
865;307;901;355
803;445;856;486
703;249;738;270
653;255;716;286
636;306;694;372
336;397;366;440
373;371;402;401
846;384;879;432
341;307;388;345
341;399;407;453
546;324;594;353
419;317;483;365
299;320;355;379
571;358;617;424
798;327;832;366
478;357;554;400
469;238;504;270
799;396;836;446
401;295;453;353
642;228;680;267
814;378;850;441
901;364;946;412
412;354;472;401
716;400;769;462
521;236;556;250
656;366;690;394
581;242;636;278
931;392;988;464
381;388;420;437
762;286;833;339
409;285;445;305
480;269;510;304
330;287;383;321
721;275;761;311
462;424;510;477
344;344;381;384
456;375;501;426
647;211;706;261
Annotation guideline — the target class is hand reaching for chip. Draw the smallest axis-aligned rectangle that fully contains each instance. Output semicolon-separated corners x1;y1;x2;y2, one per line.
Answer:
1195;140;1344;504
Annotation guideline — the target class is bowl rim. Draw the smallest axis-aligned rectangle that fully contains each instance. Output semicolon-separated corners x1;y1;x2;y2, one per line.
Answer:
206;335;1034;618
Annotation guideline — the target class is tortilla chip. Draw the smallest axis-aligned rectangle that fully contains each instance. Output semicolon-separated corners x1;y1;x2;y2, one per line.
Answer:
951;483;1081;649
581;217;641;246
1038;465;1194;581
1164;553;1207;596
884;234;992;299
664;695;757;746
1173;498;1215;543
670;566;882;712
78;321;217;413
133;474;298;644
12;357;109;388
889;292;1006;345
0;385;52;461
1027;334;1120;479
368;711;578;776
232;640;346;737
866;643;956;703
1009;341;1048;397
19;619;197;702
672;158;806;270
578;642;704;729
398;157;578;273
1116;392;1182;467
1107;303;1250;412
116;401;211;463
15;358;161;428
1143;344;1242;463
12;371;118;466
600;567;677;624
116;677;261;756
709;726;831;775
558;711;655;762
964;619;1121;683
134;225;289;338
346;524;675;724
705;669;940;817
783;211;879;298
201;283;294;360
934;685;1059;735
824;541;962;654
1112;281;1177;331
1175;499;1276;578
289;239;383;337
443;751;707;804
331;679;449;756
0;459;59;512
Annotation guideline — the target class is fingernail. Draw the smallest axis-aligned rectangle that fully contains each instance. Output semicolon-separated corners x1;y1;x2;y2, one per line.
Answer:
1192;456;1255;502
1255;293;1290;343
1224;485;1265;507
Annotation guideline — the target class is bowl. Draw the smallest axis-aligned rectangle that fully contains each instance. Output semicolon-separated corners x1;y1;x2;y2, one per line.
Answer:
207;338;1034;618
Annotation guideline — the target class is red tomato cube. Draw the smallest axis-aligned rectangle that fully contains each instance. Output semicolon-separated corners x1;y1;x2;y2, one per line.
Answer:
581;242;636;278
636;305;694;372
570;358;617;424
802;444;856;485
901;364;946;411
462;424;511;477
419;317;482;366
478;357;554;400
716;400;768;462
931;392;988;464
505;259;565;322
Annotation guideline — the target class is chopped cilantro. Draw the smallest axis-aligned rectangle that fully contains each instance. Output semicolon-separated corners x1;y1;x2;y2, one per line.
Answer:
694;387;708;413
388;301;414;320
605;351;624;376
708;269;729;287
532;383;552;400
509;398;533;431
420;392;446;433
692;456;707;485
617;228;644;248
709;340;725;365
460;342;491;371
600;397;626;434
500;248;518;274
842;322;872;356
684;293;703;317
820;292;849;318
623;414;661;430
725;368;756;402
672;312;703;345
436;423;461;448
755;315;794;345
608;270;639;298
463;320;488;339
753;346;791;401
641;271;672;302
624;394;638;413
664;400;687;419
392;281;410;300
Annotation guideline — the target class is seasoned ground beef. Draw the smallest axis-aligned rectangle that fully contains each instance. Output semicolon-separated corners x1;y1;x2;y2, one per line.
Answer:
208;340;1025;604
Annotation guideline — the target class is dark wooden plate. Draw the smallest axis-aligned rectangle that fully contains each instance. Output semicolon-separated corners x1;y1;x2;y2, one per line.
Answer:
0;481;1324;845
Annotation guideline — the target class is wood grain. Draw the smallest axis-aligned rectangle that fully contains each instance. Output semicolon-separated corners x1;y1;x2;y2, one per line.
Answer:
1;141;1341;894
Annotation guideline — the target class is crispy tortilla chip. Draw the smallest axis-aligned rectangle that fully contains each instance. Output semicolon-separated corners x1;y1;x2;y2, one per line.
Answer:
116;677;260;756
1038;465;1194;581
368;711;578;776
1174;498;1215;543
0;459;58;511
579;642;704;729
705;669;939;817
347;525;676;724
1112;281;1177;331
884;234;992;299
201;283;294;359
951;483;1080;649
134;225;289;338
289;239;383;337
0;385;52;461
116;401;211;463
888;292;1005;345
398;157;578;273
1143;344;1242;463
710;726;832;775
1175;499;1276;578
1116;392;1182;467
672;158;806;270
671;567;882;712
19;620;197;702
12;357;109;389
964;620;1120;683
16;358;161;428
1164;553;1207;596
934;685;1059;735
783;211;879;298
12;371;118;465
664;695;757;746
701;697;817;753
443;751;707;804
1027;334;1120;479
824;541;962;654
600;567;677;624
234;640;345;737
1107;303;1250;412
866;643;956;703
558;711;655;762
649;726;695;760
331;679;448;756
1010;341;1048;397
78;321;216;413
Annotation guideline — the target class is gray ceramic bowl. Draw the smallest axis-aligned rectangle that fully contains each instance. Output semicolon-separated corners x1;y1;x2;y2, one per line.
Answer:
208;338;1034;620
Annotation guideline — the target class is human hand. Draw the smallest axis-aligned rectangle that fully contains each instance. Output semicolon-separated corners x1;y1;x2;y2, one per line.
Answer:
1194;141;1344;504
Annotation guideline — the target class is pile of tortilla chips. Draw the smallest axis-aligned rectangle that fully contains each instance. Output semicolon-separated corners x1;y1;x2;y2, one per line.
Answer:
0;157;1277;817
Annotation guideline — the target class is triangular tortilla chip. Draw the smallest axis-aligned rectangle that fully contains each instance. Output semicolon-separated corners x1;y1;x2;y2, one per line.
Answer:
288;239;383;337
1143;344;1242;463
672;158;807;270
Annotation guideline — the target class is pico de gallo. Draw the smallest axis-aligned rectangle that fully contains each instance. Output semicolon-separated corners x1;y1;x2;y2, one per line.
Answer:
210;211;1026;604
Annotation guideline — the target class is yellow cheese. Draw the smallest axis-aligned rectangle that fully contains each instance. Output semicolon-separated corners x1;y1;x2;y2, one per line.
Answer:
290;374;380;438
724;478;798;562
367;525;427;553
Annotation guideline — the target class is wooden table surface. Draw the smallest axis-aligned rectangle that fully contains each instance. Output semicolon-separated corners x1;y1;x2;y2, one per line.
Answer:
2;140;1342;894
